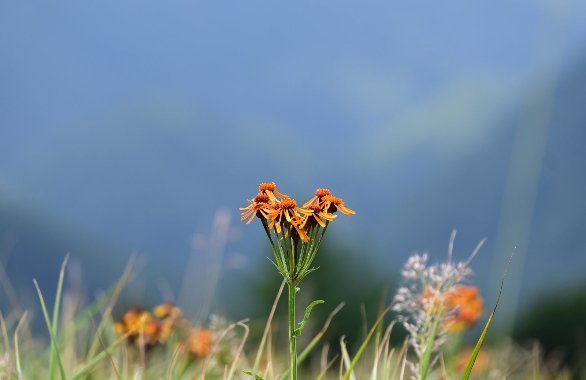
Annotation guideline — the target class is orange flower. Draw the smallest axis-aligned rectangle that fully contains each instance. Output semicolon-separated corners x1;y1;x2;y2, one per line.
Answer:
419;285;483;333
240;193;275;224
444;286;484;333
114;307;151;336
322;195;355;216
114;307;163;346
300;203;336;229
142;320;164;345
303;188;332;208
267;197;308;235
258;182;287;201
289;213;310;243
153;301;182;320
187;328;214;358
153;301;184;342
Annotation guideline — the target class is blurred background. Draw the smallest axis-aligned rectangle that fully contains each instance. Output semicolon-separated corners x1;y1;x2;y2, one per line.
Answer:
1;0;585;367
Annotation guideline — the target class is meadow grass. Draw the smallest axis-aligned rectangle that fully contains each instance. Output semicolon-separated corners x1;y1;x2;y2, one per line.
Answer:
0;252;576;380
0;184;577;379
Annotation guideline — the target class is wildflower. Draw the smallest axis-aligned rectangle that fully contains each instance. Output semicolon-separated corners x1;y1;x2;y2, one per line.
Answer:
113;307;151;336
322;195;356;216
187;328;214;358
240;183;354;380
240;193;274;224
153;301;184;342
258;181;287;201
392;234;484;377
302;188;332;208
444;286;483;333
153;301;182;320
289;213;310;242
267;198;308;236
113;307;163;347
142;320;163;345
300;203;336;229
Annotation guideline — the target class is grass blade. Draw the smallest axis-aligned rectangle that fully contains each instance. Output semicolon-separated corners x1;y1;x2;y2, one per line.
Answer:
0;312;10;356
86;257;135;359
226;322;250;379
461;250;513;380
342;306;391;380
419;313;441;380
14;311;28;380
33;279;67;380
253;280;285;373
340;337;356;380
49;255;69;379
71;335;128;380
460;291;499;379
243;371;265;380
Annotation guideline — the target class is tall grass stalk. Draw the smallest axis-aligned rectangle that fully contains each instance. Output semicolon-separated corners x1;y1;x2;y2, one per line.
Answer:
33;279;67;380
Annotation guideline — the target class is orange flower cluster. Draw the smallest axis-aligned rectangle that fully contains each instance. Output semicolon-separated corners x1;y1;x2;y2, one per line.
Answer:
114;302;213;357
240;182;355;242
421;285;484;333
113;306;166;347
186;328;214;358
444;286;484;333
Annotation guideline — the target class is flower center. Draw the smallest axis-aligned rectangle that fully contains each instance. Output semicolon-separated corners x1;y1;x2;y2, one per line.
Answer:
259;182;276;192
253;194;270;203
309;204;323;212
279;198;297;209
315;188;331;198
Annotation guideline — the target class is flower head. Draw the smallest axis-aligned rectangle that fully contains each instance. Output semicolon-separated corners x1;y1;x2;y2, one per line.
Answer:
267;197;308;235
322;195;356;216
258;181;287;201
240;192;275;224
153;301;182;320
392;234;483;374
113;307;163;347
303;188;332;208
153;301;185;342
444;286;483;333
187;328;214;358
301;203;336;229
240;183;354;282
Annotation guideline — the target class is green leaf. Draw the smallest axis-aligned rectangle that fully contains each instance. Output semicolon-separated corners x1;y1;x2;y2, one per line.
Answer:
340;337;357;380
295;300;324;337
49;255;69;380
243;370;265;380
13;312;28;380
419;313;441;380
71;335;127;380
461;250;513;380
33;279;67;380
298;302;345;365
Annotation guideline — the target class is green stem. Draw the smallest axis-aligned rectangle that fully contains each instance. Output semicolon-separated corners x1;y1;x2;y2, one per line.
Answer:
288;281;298;380
420;313;441;380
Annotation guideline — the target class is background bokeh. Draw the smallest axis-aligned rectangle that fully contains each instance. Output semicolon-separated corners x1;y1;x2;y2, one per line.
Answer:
1;0;586;362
